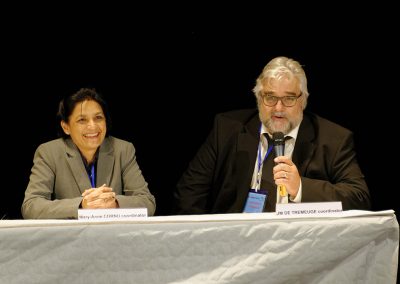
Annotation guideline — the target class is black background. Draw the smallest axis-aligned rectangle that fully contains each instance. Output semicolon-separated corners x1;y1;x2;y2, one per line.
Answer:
1;5;398;220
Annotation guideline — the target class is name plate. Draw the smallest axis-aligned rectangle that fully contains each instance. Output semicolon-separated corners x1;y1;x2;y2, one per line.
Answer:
78;208;148;221
276;202;343;217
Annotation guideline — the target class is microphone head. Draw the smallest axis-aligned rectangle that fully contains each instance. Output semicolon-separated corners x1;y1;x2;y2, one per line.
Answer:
272;132;285;146
272;132;285;157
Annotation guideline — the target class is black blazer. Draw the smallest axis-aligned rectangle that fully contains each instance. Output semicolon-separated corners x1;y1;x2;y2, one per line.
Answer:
174;109;371;214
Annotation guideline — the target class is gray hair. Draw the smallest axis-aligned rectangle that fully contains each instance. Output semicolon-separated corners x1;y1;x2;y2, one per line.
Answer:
253;56;309;109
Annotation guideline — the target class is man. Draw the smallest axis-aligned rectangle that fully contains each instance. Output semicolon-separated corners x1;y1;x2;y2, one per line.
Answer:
174;56;370;214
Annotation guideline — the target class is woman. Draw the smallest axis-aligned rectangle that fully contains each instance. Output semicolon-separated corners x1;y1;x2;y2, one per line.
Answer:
22;88;155;219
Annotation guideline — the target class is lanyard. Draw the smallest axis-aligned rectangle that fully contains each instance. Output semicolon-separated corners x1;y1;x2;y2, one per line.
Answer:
255;128;273;191
89;164;95;188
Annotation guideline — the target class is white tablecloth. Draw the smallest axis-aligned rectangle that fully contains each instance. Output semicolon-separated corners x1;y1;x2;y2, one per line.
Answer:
0;210;398;284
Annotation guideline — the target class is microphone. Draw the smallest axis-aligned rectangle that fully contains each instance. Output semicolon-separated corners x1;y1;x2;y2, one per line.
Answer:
272;132;287;197
272;132;285;157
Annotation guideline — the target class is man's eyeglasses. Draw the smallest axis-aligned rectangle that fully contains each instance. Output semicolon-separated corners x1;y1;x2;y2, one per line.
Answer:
260;93;303;107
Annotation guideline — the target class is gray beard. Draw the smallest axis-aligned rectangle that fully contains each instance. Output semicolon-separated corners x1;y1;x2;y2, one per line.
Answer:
259;111;303;135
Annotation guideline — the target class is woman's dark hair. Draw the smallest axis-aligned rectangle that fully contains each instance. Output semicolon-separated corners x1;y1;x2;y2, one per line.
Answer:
57;88;112;138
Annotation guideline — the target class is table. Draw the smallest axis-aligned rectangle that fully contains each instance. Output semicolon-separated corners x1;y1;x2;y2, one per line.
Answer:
0;210;398;284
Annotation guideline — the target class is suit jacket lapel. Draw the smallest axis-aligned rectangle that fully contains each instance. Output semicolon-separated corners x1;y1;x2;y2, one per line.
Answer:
97;137;114;187
64;139;91;194
292;114;316;175
230;116;260;212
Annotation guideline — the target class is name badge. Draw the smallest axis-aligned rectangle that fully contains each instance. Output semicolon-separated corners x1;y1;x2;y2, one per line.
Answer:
243;189;267;213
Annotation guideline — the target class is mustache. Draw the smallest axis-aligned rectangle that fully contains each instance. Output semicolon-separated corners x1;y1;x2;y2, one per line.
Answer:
271;112;286;117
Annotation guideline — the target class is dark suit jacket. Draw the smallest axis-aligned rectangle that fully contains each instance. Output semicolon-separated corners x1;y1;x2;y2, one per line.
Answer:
22;136;156;219
174;109;371;214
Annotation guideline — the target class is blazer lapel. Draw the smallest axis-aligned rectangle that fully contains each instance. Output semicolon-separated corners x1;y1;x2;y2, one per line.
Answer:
292;114;316;175
96;137;114;187
64;139;91;194
230;117;260;212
